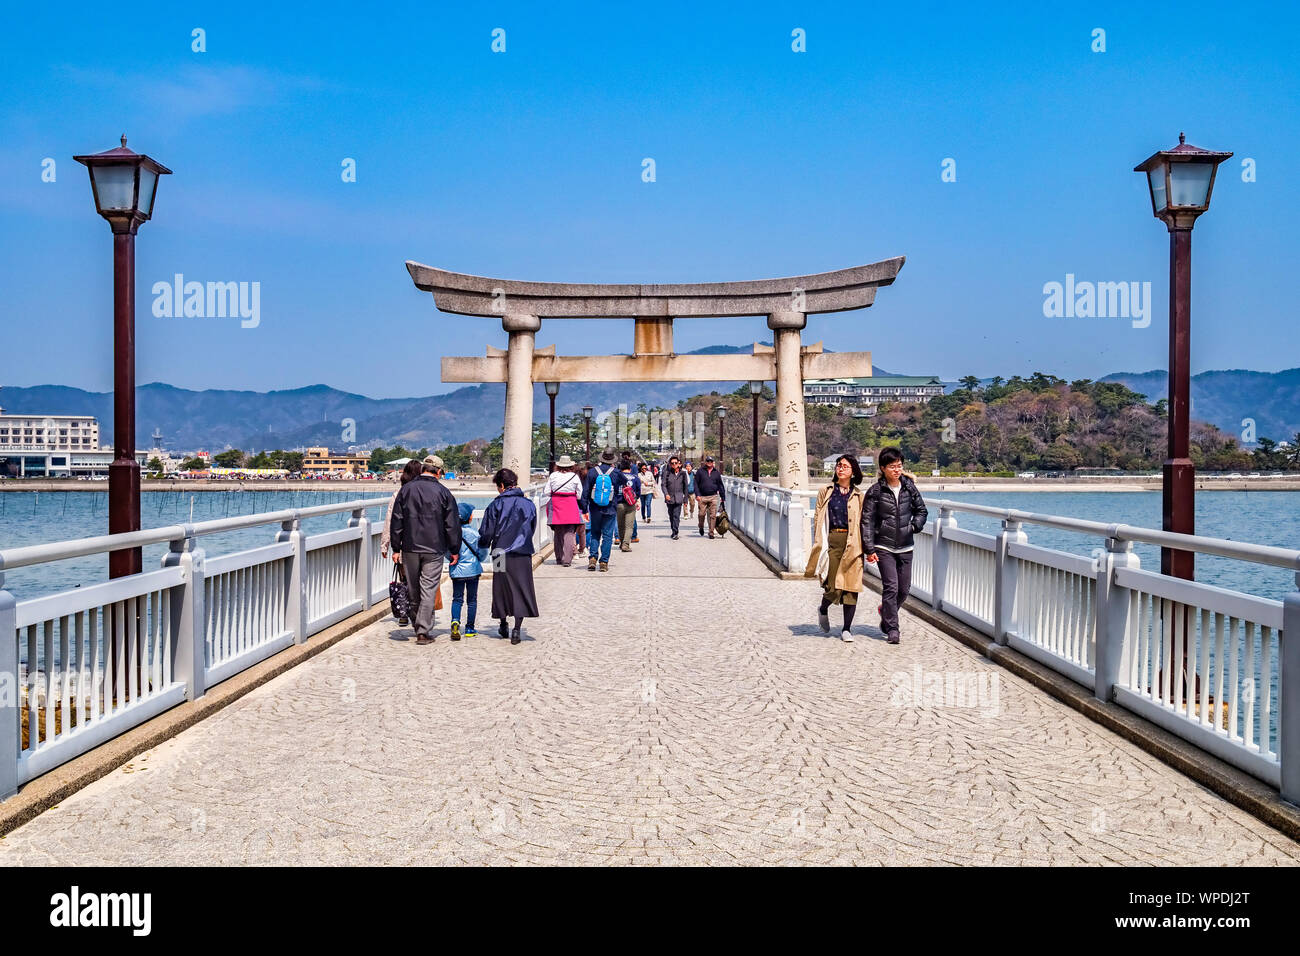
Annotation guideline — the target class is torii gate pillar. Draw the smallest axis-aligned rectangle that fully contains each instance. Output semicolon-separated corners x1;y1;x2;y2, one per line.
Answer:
502;312;540;478
769;311;808;490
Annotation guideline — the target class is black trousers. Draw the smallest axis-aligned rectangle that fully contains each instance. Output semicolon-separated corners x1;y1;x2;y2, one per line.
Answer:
667;501;682;535
877;550;913;638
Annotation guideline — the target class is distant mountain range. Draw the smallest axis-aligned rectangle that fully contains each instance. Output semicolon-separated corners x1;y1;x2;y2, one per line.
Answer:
2;353;1294;452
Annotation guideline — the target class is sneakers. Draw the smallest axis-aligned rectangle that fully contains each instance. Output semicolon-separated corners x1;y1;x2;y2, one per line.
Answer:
841;630;854;643
887;632;900;645
450;621;461;641
588;556;598;571
599;561;609;572
631;536;639;543
671;532;678;540
818;610;830;633
465;627;477;638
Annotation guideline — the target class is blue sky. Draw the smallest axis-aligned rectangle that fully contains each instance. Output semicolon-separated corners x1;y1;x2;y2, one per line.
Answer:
2;1;1296;398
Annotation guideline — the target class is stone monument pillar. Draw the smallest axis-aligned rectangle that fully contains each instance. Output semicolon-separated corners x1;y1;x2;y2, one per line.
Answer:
768;311;808;490
502;312;540;479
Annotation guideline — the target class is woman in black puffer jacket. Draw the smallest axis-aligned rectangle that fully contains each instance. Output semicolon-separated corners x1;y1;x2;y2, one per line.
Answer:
862;447;928;645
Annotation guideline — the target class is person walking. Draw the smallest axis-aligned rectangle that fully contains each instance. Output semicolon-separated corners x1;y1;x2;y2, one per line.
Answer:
545;454;584;566
574;461;590;557
637;463;657;522
862;446;929;645
478;468;539;645
805;454;866;642
449;502;488;640
683;461;696;520
693;455;726;538
659;455;688;539
581;449;625;572
615;459;641;551
390;454;462;645
381;459;423;625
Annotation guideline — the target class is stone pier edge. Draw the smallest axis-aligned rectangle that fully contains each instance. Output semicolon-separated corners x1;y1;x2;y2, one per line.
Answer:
723;522;1300;844
0;544;554;838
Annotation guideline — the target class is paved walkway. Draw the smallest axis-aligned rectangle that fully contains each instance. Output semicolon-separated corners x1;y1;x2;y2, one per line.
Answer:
2;512;1298;865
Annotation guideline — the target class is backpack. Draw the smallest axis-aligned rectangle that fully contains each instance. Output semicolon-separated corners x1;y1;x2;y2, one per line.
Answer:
591;466;614;507
621;482;638;507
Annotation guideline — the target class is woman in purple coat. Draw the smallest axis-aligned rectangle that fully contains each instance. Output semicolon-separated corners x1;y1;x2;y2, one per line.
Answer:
478;468;540;645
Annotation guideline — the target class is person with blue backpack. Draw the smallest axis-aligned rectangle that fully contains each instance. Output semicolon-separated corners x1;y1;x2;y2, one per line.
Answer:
449;501;489;641
581;449;627;572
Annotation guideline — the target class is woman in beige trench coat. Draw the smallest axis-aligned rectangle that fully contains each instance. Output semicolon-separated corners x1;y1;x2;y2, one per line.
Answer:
804;453;866;642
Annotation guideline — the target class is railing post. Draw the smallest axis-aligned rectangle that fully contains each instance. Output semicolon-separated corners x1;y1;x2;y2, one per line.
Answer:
348;508;372;610
930;507;956;611
0;564;18;799
993;519;1028;645
1094;536;1139;703
162;526;206;702
1281;574;1300;804
786;491;806;573
277;514;308;644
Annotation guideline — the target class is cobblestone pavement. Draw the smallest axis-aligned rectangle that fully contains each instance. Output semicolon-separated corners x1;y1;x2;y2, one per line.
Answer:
2;516;1298;866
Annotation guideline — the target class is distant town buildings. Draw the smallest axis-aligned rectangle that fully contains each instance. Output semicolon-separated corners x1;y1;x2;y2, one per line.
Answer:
0;408;150;477
803;376;945;407
301;446;370;476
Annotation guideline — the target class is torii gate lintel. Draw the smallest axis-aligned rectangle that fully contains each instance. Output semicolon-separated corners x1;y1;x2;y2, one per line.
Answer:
406;258;905;488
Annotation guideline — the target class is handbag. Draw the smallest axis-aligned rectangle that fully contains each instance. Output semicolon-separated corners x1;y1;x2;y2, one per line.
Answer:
388;563;411;620
715;506;730;536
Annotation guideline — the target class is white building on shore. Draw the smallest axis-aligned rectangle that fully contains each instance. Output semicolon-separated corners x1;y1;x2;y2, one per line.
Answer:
0;408;146;477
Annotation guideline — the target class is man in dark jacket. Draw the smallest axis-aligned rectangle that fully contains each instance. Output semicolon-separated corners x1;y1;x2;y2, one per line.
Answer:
693;456;726;538
659;455;689;539
861;447;928;645
581;449;627;572
390;454;462;644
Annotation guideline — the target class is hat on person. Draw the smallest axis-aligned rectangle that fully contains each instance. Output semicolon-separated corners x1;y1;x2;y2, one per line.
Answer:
422;454;443;470
555;454;576;468
600;449;616;463
457;502;474;523
705;455;715;462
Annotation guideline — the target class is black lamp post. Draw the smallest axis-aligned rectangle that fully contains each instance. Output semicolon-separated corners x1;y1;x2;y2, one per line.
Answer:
716;404;727;473
749;381;762;482
1135;132;1232;581
74;136;171;579
544;381;559;472
582;405;593;462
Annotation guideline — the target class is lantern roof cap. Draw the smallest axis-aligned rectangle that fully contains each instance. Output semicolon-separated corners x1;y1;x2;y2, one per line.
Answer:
74;135;173;174
1134;131;1232;172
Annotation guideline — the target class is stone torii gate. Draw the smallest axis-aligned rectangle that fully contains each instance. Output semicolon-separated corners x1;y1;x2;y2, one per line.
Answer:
406;258;905;489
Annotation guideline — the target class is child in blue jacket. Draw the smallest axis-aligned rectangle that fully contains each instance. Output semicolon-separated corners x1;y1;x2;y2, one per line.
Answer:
450;502;489;640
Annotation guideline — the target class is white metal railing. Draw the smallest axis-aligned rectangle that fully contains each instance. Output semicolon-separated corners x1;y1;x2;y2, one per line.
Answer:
0;496;393;798
721;478;806;572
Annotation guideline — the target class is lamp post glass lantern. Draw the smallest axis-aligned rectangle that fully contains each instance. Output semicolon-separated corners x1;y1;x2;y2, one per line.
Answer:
749;381;762;482
544;381;560;472
716;404;727;472
74;136;171;580
1134;132;1232;581
582;404;593;462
